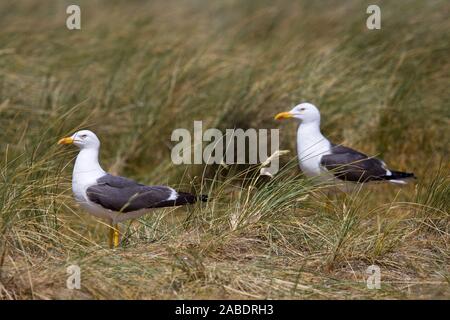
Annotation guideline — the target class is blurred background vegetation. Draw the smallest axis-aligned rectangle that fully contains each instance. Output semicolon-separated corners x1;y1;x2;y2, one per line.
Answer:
0;0;448;299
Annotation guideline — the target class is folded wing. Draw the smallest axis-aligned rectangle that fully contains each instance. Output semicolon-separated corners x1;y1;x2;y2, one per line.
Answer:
320;145;389;182
86;174;190;212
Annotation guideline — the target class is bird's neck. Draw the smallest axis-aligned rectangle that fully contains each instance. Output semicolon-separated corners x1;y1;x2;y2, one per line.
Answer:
73;148;105;182
296;121;330;159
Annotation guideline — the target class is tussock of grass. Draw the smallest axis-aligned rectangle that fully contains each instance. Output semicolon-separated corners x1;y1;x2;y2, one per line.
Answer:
0;0;449;299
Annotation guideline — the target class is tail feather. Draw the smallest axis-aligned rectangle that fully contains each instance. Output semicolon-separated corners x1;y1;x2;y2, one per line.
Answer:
385;171;416;184
174;192;208;205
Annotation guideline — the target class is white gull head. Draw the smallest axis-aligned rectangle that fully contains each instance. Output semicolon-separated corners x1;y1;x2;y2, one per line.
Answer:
71;130;100;150
58;129;100;150
275;102;321;124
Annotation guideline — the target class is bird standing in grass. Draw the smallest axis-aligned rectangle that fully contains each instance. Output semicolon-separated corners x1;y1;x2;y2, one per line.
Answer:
58;130;207;248
275;103;415;190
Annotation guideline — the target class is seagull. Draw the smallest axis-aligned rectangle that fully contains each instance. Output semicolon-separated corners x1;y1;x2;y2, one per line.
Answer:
274;102;415;190
58;130;207;248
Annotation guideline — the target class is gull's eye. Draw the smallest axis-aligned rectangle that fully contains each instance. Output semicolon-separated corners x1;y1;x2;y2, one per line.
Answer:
81;134;88;139
300;108;306;111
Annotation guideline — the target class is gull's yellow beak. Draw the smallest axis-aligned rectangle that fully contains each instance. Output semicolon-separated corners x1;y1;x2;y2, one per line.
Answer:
274;111;293;120
57;137;74;145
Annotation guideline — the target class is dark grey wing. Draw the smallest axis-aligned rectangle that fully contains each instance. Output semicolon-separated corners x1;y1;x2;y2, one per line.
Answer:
86;174;179;212
320;145;389;182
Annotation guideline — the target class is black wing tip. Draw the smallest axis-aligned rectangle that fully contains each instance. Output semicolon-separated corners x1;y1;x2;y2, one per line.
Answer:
389;171;416;180
175;192;208;205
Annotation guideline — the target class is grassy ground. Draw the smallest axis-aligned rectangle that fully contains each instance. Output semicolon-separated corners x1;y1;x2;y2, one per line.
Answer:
0;0;449;299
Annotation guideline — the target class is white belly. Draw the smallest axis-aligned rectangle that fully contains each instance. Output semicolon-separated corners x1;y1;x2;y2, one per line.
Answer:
296;123;332;181
297;141;333;180
72;176;111;220
73;178;154;223
77;200;154;223
299;155;324;177
77;200;114;220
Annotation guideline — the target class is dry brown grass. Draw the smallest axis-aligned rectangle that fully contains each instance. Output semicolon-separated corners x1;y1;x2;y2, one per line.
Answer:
0;0;449;299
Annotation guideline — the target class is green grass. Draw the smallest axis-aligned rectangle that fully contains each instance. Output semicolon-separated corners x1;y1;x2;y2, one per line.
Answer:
0;0;449;299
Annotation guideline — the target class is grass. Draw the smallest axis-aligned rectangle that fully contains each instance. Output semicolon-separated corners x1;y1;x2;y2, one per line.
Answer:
0;0;449;299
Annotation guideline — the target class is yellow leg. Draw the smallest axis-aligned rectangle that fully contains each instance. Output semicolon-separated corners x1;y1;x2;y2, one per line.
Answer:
113;223;120;248
109;225;114;248
108;223;120;248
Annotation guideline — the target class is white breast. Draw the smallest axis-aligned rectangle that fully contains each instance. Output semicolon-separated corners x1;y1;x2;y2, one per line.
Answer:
72;172;113;220
71;148;113;220
296;123;332;178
